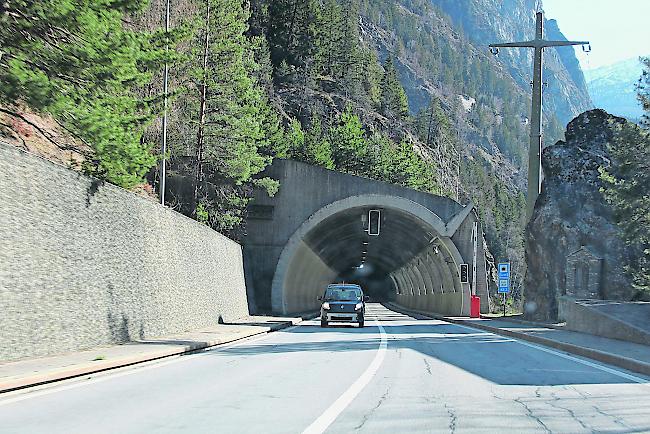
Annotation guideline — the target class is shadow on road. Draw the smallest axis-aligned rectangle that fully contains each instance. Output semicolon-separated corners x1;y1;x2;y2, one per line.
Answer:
207;304;649;388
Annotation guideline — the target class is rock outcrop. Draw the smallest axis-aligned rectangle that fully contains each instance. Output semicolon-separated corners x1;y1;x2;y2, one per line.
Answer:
524;109;636;321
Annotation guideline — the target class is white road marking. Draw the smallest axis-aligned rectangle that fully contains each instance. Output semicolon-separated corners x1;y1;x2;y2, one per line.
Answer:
452;322;650;385
302;318;388;434
0;325;299;406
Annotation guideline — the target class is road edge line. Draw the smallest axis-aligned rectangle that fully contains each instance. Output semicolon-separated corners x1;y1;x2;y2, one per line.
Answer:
0;319;304;394
384;302;650;378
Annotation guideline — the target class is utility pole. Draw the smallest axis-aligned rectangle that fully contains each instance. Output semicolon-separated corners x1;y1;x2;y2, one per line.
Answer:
489;12;589;219
160;0;171;206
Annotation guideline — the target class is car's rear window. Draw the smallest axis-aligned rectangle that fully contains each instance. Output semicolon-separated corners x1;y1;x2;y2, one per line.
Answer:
324;287;361;301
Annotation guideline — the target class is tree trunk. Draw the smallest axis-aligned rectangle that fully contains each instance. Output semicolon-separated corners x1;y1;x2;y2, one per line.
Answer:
194;0;211;214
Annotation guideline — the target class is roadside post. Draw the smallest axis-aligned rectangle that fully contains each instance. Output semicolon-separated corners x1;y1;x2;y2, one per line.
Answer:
498;262;511;317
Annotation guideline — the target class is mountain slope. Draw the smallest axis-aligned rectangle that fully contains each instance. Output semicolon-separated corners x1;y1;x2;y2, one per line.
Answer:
431;0;592;126
585;57;646;122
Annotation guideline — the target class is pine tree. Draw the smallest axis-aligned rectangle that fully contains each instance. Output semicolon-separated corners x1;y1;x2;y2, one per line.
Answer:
362;49;384;109
328;106;368;174
338;0;364;96
192;0;278;233
267;0;318;74
287;116;334;169
638;57;650;128
313;0;344;78
380;58;409;119
600;115;650;295
0;0;167;188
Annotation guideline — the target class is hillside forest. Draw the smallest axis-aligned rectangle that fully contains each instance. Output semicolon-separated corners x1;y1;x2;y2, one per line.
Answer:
1;0;648;304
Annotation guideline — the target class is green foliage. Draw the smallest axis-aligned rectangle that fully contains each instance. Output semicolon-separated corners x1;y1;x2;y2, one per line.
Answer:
196;201;209;224
328;106;369;173
287;117;334;169
267;0;318;72
191;0;281;235
0;0;168;188
638;57;650;128
380;57;409;119
600;121;650;294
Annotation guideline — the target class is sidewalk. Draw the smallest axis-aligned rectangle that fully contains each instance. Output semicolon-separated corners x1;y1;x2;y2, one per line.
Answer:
0;315;303;393
385;303;650;377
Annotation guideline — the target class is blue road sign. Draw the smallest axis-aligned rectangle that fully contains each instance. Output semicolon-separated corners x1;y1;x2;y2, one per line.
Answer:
498;278;510;294
498;262;510;280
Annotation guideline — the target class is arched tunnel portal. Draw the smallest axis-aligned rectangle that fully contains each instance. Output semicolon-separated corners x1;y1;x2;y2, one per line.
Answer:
242;159;489;318
271;195;468;315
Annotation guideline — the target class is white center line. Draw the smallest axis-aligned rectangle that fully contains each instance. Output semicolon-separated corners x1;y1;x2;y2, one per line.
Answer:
302;318;388;434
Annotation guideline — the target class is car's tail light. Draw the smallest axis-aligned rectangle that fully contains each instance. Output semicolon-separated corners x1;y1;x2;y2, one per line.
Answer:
355;303;363;310
322;302;330;310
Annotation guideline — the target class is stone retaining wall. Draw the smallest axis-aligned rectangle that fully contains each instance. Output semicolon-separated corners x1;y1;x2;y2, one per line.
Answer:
0;142;249;362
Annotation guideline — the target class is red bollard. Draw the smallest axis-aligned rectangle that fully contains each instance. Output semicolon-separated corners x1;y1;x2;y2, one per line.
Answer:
470;295;481;318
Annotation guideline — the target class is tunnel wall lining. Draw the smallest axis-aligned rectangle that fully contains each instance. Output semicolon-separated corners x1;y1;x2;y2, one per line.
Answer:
271;194;467;315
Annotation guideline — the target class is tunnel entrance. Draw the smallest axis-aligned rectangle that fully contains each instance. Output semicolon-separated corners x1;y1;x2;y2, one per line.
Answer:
271;196;466;315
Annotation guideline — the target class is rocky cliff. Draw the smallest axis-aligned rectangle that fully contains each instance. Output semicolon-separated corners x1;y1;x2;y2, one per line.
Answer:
524;109;636;321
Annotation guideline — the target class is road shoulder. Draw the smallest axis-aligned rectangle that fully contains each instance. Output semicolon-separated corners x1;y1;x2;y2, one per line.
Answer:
0;316;303;393
384;302;650;377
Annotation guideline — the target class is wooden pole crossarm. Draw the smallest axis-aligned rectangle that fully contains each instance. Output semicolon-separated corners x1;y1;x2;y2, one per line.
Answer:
489;41;537;48
489;11;590;220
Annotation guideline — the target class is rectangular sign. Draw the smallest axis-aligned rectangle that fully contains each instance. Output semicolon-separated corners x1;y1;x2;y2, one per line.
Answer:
498;278;510;293
498;262;510;280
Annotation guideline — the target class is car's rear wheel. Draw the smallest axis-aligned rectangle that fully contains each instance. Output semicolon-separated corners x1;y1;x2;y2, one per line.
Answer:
358;316;364;328
320;319;328;328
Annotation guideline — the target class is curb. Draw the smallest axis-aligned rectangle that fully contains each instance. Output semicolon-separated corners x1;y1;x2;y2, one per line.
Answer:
385;303;650;377
0;319;301;394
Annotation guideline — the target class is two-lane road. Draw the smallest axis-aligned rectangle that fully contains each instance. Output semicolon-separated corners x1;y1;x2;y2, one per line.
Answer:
2;304;649;433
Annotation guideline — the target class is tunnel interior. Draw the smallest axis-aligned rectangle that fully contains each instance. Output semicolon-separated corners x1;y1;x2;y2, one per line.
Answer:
279;206;463;313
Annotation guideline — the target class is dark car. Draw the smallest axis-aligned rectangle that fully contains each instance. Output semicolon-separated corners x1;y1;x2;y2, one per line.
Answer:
318;284;368;328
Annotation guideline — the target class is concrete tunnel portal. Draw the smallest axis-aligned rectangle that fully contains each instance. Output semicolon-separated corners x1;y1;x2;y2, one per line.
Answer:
242;159;489;317
270;196;467;315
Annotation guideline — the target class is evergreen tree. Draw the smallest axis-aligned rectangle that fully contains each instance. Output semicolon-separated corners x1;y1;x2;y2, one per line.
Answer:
362;49;383;108
304;116;335;169
338;0;364;95
0;0;167;188
600;118;650;295
192;0;278;233
328;106;368;173
267;0;318;73
380;57;409;119
287;117;334;169
313;0;344;78
638;57;650;128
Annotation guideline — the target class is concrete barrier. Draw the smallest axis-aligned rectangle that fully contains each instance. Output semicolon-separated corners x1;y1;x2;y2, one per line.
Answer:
0;142;250;362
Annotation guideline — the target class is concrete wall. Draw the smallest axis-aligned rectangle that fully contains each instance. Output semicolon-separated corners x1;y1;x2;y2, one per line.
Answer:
0;143;249;362
395;291;465;316
282;241;337;313
558;297;650;346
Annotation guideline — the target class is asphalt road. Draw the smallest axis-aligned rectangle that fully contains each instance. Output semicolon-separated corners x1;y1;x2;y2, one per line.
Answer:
1;303;649;433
